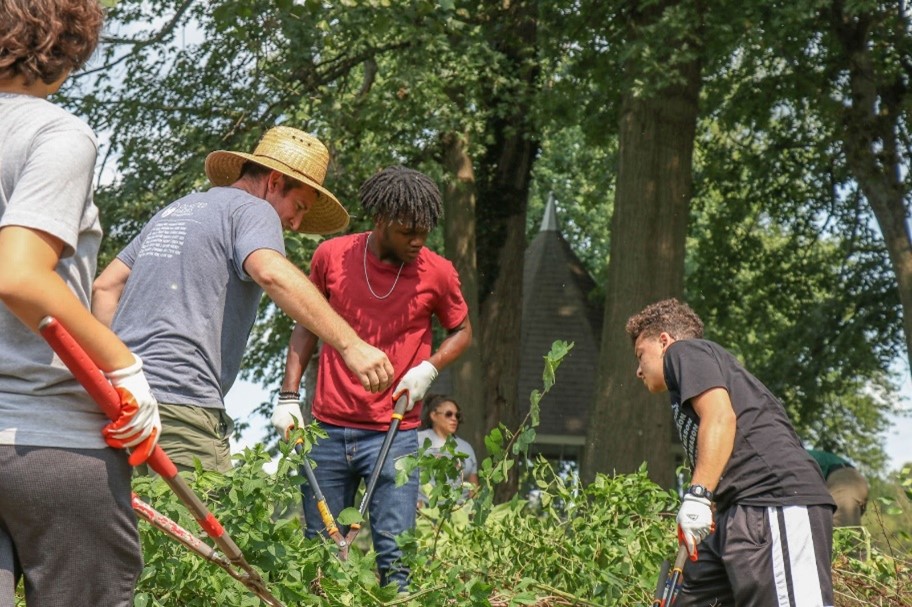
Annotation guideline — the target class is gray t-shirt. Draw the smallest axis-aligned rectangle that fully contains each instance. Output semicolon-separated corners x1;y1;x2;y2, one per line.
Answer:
0;92;107;449
112;187;284;408
417;429;478;501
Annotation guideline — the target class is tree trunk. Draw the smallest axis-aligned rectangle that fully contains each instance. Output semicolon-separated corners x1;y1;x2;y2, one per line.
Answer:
582;52;701;488
475;1;540;502
480;209;531;503
829;5;912;381
441;131;485;453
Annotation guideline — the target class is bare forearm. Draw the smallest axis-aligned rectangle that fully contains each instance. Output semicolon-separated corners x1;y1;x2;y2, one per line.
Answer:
248;249;393;393
690;388;736;491
692;425;732;491
427;317;472;371
279;287;358;353
281;323;319;392
92;258;130;327
92;287;120;327
250;250;359;352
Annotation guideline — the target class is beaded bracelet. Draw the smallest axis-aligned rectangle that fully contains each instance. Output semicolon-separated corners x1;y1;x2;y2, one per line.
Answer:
278;391;300;400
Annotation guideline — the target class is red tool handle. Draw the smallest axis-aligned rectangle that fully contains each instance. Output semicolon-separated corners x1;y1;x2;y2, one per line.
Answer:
38;316;178;478
37;317;288;605
38;316;227;541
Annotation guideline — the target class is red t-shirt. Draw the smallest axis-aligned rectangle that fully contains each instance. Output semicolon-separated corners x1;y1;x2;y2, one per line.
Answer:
309;232;469;431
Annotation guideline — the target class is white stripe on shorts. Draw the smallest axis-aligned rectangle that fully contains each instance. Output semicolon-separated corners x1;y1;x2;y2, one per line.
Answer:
767;505;826;607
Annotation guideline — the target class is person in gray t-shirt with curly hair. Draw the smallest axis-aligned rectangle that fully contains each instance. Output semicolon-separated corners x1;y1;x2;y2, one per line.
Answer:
0;2;162;604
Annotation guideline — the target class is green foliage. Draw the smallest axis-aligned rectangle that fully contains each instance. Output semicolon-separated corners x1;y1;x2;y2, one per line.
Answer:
67;0;514;261
832;550;911;607
409;467;678;606
125;341;909;605
864;466;912;557
131;341;682;605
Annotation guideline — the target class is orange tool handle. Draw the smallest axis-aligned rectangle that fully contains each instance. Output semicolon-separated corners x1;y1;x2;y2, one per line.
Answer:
37;316;226;539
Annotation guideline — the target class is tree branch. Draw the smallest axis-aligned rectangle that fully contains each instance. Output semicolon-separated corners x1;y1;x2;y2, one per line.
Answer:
74;0;197;79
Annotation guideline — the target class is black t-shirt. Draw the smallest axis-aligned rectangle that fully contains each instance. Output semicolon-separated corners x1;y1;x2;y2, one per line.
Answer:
664;339;834;512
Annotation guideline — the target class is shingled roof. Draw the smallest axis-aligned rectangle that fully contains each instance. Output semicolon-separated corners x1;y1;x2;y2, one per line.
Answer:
518;196;603;456
432;197;602;458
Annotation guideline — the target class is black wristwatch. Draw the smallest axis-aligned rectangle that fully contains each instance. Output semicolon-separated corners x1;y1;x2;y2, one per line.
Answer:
686;484;714;501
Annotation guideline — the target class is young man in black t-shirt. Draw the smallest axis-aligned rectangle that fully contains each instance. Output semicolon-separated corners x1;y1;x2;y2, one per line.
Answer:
627;298;835;607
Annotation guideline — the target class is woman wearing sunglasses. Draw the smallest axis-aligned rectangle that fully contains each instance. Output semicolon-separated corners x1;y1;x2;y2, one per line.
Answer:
417;394;478;503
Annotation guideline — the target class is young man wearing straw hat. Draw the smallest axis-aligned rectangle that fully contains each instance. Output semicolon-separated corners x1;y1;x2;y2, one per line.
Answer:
93;126;394;473
274;166;472;591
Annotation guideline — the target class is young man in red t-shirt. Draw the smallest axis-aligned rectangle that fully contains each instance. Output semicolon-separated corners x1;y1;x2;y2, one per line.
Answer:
273;166;472;590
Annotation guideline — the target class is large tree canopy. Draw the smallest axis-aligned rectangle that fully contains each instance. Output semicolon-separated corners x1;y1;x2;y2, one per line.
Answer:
62;0;908;478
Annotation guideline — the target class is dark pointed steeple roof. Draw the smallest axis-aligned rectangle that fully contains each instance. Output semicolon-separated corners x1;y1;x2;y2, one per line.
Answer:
519;195;602;444
540;192;560;232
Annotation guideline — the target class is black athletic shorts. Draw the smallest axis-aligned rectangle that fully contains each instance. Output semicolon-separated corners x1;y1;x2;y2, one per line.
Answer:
677;503;834;607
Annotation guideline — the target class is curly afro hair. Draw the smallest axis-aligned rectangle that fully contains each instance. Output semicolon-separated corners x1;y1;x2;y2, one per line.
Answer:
625;298;704;344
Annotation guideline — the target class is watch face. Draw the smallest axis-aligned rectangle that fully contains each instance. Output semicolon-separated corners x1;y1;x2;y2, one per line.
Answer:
689;485;711;499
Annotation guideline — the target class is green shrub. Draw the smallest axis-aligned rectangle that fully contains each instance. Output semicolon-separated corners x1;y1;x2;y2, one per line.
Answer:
125;342;908;606
133;442;678;606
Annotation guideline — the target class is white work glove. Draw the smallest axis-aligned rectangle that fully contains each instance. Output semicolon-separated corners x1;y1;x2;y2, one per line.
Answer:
676;493;714;559
392;360;438;412
102;354;161;466
271;392;305;438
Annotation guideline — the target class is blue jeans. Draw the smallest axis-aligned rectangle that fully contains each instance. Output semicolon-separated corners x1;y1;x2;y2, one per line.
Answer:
301;422;418;590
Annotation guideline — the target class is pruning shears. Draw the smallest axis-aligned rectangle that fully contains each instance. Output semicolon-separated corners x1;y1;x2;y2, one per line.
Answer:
131;494;284;606
652;544;688;607
39;316;285;607
291;392;409;561
342;392;410;553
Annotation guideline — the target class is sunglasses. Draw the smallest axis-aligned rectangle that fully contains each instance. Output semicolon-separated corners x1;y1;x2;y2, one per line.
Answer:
437;409;462;421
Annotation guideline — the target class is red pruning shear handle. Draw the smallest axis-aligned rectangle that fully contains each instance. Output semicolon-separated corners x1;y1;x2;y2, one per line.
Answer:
38;316;285;607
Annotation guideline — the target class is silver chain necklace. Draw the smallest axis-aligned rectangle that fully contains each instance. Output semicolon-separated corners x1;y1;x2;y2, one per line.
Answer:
363;233;404;300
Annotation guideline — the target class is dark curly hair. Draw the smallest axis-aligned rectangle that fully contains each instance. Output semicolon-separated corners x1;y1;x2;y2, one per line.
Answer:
625;298;704;344
0;0;104;85
359;165;442;231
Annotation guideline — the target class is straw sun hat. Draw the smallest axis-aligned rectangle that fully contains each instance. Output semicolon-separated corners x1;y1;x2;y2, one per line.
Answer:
205;126;350;235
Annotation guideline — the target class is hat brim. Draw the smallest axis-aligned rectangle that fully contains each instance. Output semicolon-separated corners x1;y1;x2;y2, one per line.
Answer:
205;150;350;235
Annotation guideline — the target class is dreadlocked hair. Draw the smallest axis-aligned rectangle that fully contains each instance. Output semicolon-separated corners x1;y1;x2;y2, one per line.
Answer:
359;165;442;231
